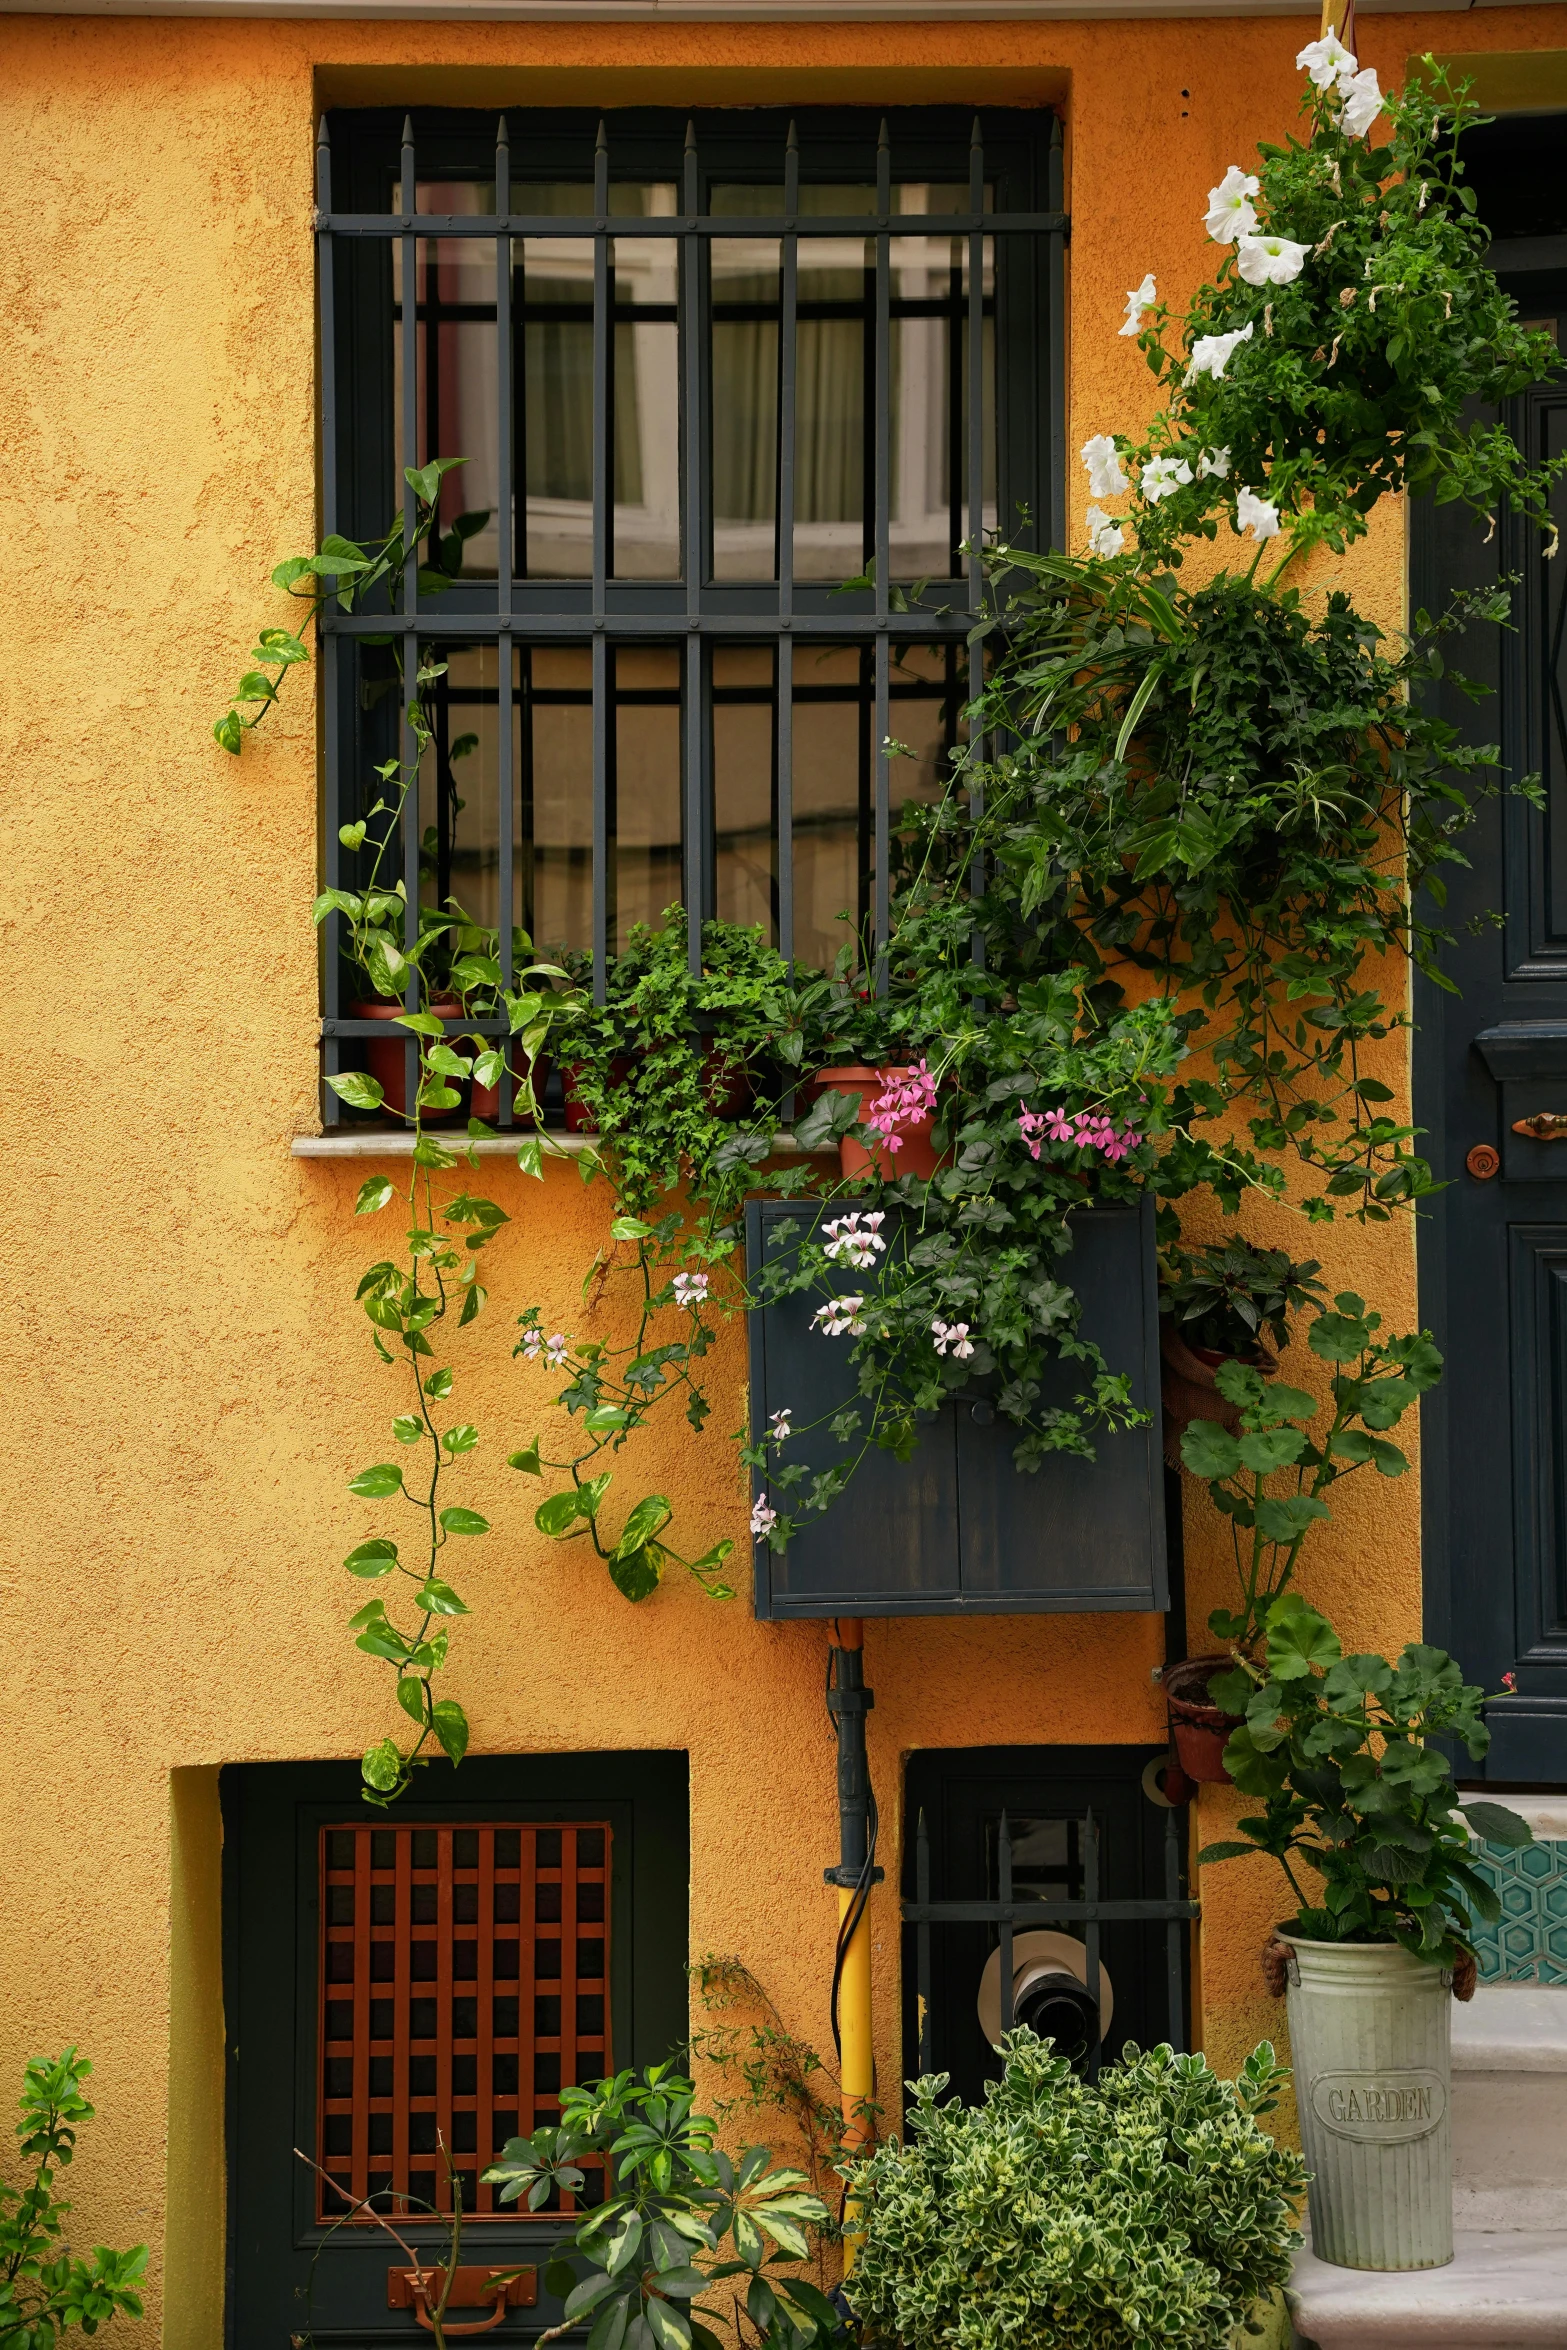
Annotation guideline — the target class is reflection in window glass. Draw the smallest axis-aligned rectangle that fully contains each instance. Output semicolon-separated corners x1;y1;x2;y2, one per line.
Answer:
709;642;966;970
524;649;593;955
713;648;778;931
419;643;505;933
395;187;501;577
709;185;994;583
610;648;683;946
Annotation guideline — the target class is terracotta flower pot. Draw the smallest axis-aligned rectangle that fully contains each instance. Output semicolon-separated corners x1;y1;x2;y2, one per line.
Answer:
1161;1653;1245;1785
350;997;461;1124
1159;1323;1276;1470
811;1064;944;1180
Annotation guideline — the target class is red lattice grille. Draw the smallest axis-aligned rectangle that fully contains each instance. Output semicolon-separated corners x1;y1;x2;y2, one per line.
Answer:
318;1821;611;2220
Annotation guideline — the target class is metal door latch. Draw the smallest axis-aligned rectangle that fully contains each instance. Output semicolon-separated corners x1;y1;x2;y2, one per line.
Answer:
388;2266;537;2334
1511;1112;1567;1141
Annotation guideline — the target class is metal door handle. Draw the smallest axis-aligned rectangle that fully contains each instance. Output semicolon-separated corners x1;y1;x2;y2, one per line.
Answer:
388;2266;536;2333
1511;1113;1567;1140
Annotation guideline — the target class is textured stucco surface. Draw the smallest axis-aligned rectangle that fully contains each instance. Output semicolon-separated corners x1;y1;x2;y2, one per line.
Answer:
4;5;1564;2335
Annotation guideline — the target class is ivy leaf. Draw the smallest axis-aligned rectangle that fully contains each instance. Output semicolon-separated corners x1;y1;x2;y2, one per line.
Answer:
439;1506;490;1536
396;1678;427;1725
362;1739;405;1793
328;1071;386;1111
355;1176;396;1215
418;1580;470;1616
432;1700;470;1763
608;1544;664;1602
617;1495;674;1555
349;1462;404;1498
508;1441;544;1477
344;1539;399;1578
536;1491;586;1538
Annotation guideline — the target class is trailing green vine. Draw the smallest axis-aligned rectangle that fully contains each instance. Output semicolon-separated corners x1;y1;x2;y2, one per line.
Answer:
218;460;583;1800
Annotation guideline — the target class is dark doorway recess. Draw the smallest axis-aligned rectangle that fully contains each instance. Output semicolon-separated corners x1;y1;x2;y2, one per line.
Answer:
222;1754;688;2350
1413;106;1567;1785
900;1745;1189;2108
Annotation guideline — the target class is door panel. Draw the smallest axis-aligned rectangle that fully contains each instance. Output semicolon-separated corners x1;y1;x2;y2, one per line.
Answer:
1414;225;1567;1781
223;1756;688;2350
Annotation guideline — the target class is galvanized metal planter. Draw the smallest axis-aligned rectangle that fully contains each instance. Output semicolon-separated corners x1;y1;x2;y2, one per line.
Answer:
745;1194;1166;1619
1279;1932;1454;2272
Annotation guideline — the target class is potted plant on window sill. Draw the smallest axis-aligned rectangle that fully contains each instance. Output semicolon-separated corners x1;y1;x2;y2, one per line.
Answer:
1201;1594;1534;2273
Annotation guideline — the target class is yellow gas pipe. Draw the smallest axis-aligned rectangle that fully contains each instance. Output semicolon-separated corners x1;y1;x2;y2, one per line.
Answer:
827;1619;877;2277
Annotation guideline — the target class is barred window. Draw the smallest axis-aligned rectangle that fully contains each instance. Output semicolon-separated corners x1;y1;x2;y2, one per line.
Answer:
316;106;1064;1121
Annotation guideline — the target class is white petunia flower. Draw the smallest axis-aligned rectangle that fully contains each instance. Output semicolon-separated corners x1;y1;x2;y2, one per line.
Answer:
1205;165;1260;245
1081;433;1130;499
1296;29;1356;88
1235;486;1282;541
1085;505;1125;558
1236;233;1311;288
750;1493;777;1539
1118;273;1156;338
1140;454;1194;505
1186;322;1254;382
1338;65;1383;139
1197;447;1232;480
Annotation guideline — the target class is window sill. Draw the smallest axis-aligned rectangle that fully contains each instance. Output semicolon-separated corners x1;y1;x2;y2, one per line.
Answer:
291;1131;829;1159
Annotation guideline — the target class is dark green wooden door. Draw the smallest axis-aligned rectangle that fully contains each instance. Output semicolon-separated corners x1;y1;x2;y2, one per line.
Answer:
223;1755;688;2349
1414;114;1567;1783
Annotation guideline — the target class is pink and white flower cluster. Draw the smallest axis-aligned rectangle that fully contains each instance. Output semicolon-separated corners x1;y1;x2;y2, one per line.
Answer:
1017;1101;1144;1167
931;1319;975;1360
823;1209;887;1269
812;1295;867;1337
672;1270;709;1308
751;1494;778;1539
865;1061;938;1156
521;1327;572;1368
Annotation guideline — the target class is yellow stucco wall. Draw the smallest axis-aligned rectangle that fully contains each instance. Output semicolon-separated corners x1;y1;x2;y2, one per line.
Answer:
4;5;1565;2337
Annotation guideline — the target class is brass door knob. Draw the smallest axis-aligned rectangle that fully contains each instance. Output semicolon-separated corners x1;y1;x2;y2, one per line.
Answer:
1512;1112;1567;1141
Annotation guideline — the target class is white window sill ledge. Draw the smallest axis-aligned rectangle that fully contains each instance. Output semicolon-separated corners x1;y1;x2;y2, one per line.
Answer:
291;1131;828;1159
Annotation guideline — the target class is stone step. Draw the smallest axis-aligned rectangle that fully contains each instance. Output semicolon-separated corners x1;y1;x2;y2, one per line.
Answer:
1453;1982;1567;2226
1288;2230;1567;2347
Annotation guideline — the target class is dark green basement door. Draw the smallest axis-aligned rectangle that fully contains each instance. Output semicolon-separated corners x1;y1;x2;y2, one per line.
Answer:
223;1755;688;2349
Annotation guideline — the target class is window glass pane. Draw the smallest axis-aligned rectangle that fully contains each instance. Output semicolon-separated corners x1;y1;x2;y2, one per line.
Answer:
517;184;678;580
612;203;680;580
418;643;505;943
711;241;780;582
713;646;777;936
791;643;869;971
611;647;683;949
393;185;500;578
523;647;593;957
708;183;993;584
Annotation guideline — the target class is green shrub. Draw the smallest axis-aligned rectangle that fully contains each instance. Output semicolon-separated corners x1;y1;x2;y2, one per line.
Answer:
843;2034;1304;2350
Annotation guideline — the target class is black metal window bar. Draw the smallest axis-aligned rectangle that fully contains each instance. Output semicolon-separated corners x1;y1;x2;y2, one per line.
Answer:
313;108;1066;1126
907;1805;1197;2081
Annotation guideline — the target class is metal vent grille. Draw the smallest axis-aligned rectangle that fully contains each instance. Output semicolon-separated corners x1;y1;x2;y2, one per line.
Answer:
317;1820;611;2220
